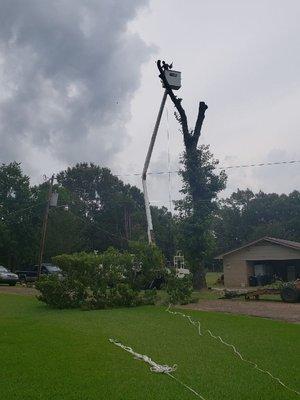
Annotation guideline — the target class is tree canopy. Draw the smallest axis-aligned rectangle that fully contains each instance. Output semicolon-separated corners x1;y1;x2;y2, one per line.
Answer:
0;162;175;268
214;189;300;255
1;161;299;280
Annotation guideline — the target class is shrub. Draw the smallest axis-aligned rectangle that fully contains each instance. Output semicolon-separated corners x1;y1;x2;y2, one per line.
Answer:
111;284;141;307
167;274;193;305
36;246;160;310
128;242;166;289
85;286;157;310
142;289;158;305
35;275;87;309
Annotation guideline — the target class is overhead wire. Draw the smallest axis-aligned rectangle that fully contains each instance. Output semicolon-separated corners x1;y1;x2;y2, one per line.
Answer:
62;188;131;243
1;201;47;220
1;189;129;243
67;208;129;243
116;159;300;178
1;158;299;228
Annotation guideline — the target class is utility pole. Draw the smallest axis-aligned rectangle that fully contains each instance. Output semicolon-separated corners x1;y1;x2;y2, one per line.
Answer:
37;174;54;278
142;64;181;244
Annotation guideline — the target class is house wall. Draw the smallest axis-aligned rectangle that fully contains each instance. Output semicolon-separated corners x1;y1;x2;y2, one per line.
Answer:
223;253;248;287
223;242;300;287
238;243;300;261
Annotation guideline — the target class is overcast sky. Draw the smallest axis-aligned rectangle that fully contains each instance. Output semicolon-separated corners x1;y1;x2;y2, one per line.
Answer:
0;0;299;209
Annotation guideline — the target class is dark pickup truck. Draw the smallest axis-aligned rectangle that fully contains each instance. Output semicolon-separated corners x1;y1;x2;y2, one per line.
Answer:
16;263;62;282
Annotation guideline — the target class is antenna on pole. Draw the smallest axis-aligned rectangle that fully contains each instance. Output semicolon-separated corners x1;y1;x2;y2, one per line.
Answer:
142;61;181;244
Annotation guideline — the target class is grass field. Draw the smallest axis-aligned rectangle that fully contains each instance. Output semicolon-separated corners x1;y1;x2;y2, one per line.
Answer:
1;294;299;400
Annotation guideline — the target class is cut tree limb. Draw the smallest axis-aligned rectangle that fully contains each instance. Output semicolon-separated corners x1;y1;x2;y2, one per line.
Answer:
156;60;208;149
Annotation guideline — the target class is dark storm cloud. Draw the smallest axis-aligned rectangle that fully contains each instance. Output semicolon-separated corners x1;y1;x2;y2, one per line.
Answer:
0;0;152;168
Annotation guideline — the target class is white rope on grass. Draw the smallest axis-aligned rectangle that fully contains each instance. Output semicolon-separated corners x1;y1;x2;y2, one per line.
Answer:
166;305;203;336
109;338;207;400
166;305;300;397
109;338;177;373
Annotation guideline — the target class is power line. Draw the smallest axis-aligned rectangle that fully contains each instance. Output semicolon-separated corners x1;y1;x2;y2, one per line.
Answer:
116;159;300;178
60;188;130;243
1;201;46;219
220;159;300;170
2;159;298;225
67;208;129;243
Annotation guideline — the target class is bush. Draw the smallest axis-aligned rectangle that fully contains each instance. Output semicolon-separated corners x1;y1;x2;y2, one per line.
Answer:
167;274;193;305
53;244;166;291
36;245;160;310
142;289;157;305
128;242;166;289
35;275;87;309
53;248;132;286
86;285;157;309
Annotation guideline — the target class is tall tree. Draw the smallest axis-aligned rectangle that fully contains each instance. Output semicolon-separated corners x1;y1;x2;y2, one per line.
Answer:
157;60;226;288
56;163;147;250
0;162;37;267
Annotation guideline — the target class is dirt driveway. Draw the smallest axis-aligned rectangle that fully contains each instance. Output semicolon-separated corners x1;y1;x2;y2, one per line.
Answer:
0;285;38;296
182;300;300;323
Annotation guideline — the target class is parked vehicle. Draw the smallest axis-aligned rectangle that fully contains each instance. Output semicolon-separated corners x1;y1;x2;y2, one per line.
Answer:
0;266;19;286
16;263;62;283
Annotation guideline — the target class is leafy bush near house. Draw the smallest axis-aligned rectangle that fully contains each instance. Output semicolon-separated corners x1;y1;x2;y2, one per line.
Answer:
53;245;165;290
142;289;157;305
37;245;162;309
35;275;87;309
128;242;165;289
90;283;141;309
167;274;193;305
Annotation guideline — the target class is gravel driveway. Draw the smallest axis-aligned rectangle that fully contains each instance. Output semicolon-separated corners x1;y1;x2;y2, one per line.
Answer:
182;299;300;323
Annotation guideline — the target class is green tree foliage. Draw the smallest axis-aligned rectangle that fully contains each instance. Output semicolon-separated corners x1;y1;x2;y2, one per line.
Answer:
56;163;147;250
175;146;227;288
37;246;162;309
0;162;38;267
150;206;176;261
53;244;165;291
0;161;177;269
214;189;300;254
128;241;165;288
166;273;193;304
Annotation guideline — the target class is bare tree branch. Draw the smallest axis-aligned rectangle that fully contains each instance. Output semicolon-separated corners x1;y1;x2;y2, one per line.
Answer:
156;60;189;138
156;60;208;149
192;101;208;146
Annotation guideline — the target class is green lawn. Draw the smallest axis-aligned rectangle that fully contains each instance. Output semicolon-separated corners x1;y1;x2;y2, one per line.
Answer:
1;294;299;400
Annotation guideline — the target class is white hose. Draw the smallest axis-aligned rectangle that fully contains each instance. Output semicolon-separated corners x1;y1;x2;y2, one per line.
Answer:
109;338;177;373
109;338;207;399
166;305;300;397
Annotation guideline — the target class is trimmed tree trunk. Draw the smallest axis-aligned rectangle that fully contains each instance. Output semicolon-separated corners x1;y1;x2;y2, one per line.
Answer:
193;268;207;290
157;60;209;289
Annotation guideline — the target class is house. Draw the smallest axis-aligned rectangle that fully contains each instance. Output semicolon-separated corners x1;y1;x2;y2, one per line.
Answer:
215;237;300;288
